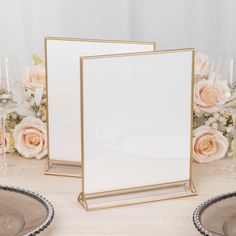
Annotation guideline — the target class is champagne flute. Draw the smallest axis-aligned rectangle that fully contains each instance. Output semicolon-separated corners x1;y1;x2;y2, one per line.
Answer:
0;51;24;176
215;53;236;178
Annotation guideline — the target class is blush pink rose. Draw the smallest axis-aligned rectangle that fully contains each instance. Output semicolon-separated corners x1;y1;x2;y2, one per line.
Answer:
13;116;47;159
193;126;228;163
25;64;45;91
194;72;230;115
195;53;214;81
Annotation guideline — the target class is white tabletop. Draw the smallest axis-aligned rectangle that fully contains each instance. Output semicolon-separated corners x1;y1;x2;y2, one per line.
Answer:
2;155;235;236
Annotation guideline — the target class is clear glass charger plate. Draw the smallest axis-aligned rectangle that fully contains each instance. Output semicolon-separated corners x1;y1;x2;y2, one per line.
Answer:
193;192;236;236
0;185;54;236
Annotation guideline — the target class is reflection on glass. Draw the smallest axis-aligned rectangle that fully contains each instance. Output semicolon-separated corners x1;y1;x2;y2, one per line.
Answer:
97;113;188;158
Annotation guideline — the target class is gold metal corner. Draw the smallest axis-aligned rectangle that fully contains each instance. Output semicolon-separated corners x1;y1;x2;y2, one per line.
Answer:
78;192;89;211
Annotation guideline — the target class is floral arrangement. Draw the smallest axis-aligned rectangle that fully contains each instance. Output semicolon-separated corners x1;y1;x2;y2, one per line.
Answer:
193;53;233;163
2;55;47;159
1;53;234;163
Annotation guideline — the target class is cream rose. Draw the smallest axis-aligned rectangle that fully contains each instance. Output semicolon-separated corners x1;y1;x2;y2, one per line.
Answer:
25;64;45;91
195;53;214;81
0;132;11;153
13;116;47;159
25;64;45;105
193;126;228;163
194;72;230;115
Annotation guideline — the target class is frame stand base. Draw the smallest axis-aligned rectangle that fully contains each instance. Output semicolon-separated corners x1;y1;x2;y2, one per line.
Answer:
78;180;197;211
44;159;81;178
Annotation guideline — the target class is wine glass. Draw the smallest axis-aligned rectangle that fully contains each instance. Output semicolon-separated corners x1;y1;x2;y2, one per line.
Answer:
0;51;25;176
214;53;236;178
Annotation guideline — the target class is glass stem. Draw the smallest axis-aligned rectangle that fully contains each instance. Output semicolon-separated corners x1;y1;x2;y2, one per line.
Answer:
232;113;236;165
1;114;7;167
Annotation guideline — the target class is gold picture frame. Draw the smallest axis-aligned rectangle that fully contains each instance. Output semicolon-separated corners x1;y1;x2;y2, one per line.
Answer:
44;37;156;178
78;48;197;210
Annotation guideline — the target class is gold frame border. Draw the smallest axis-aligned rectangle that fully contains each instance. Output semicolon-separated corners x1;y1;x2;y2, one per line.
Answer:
44;37;156;178
79;48;196;210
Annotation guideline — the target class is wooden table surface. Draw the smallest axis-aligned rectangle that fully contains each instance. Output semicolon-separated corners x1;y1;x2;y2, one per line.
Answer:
1;156;236;236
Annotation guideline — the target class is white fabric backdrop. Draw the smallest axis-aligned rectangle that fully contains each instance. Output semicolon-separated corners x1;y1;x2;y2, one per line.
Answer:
0;0;236;72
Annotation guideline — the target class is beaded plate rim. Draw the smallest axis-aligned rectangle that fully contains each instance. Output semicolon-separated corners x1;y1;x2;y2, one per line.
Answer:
193;191;236;236
0;184;54;236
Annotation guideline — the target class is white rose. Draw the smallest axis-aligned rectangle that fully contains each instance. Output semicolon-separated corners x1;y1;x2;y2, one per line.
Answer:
25;65;45;105
194;53;214;81
194;72;230;115
25;65;45;91
193;126;228;163
13;116;47;159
